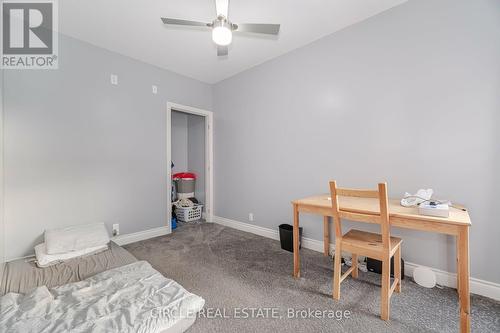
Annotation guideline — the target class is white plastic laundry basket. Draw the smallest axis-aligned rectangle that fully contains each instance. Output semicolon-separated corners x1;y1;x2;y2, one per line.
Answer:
175;205;203;222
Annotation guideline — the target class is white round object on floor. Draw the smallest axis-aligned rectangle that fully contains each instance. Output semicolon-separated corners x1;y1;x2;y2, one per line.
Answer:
413;266;436;288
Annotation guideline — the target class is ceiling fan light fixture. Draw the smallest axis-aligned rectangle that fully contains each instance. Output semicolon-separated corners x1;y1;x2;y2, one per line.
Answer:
212;19;232;46
161;0;280;56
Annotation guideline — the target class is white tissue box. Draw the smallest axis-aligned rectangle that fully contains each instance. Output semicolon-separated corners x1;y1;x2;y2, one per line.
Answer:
418;202;450;218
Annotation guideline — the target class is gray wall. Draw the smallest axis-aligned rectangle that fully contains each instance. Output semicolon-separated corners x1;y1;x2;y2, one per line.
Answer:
213;0;500;283
187;114;206;207
171;111;189;174
3;34;212;260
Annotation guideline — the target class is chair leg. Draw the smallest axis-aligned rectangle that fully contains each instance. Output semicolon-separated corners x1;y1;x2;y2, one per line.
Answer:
332;243;342;300
456;237;460;298
351;253;358;279
380;256;390;321
394;246;402;293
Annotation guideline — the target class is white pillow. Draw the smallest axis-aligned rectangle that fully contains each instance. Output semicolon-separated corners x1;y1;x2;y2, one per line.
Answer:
44;223;110;255
35;243;108;267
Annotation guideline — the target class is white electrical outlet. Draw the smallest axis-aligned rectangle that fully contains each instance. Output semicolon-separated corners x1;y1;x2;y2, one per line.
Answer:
249;213;254;222
152;85;158;94
110;74;118;85
112;224;120;237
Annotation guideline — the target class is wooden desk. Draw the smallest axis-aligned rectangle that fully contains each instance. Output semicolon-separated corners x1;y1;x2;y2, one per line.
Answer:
291;195;471;333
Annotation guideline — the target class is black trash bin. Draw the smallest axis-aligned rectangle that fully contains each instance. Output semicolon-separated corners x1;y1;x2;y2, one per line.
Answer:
279;224;302;252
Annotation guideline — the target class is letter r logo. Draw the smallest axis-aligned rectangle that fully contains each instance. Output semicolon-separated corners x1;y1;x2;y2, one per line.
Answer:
2;2;53;54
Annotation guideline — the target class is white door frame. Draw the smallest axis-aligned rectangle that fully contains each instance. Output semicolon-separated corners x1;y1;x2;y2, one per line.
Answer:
166;102;213;231
0;69;4;273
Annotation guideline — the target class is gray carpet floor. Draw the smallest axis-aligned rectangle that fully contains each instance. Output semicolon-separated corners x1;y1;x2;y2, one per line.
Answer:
124;222;500;333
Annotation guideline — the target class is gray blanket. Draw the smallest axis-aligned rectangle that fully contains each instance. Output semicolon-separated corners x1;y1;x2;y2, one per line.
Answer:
0;261;205;333
1;241;137;295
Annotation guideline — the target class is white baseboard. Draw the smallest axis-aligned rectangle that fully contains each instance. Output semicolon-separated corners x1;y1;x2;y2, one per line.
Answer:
211;216;332;256
212;216;280;240
212;216;500;301
403;262;500;301
5;226;171;263
112;226;170;246
6;253;34;262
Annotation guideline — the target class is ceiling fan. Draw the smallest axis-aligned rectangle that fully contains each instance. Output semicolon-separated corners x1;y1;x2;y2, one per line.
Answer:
161;0;280;56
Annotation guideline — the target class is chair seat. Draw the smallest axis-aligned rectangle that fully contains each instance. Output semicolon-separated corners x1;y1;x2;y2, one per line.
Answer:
342;229;402;256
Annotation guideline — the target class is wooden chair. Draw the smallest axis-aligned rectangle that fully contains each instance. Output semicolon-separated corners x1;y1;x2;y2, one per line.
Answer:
330;181;402;321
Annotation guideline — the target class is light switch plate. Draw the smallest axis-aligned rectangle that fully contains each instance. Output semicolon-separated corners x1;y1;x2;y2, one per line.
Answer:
152;85;158;94
110;74;118;85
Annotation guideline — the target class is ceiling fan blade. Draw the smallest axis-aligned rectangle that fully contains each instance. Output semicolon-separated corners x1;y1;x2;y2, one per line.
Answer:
233;23;280;35
215;0;229;18
217;45;228;56
161;17;210;27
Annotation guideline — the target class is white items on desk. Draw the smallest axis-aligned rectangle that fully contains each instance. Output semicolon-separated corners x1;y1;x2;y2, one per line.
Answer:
400;188;451;218
419;202;450;218
400;189;434;207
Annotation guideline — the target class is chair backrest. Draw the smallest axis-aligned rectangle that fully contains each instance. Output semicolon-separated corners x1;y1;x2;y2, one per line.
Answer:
329;181;391;251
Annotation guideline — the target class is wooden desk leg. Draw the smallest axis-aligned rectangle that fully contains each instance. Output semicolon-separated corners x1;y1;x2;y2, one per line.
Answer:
458;226;470;333
323;216;330;256
293;203;300;278
456;236;461;298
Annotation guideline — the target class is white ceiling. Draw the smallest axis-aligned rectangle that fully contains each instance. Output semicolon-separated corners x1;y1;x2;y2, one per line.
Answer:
59;0;407;84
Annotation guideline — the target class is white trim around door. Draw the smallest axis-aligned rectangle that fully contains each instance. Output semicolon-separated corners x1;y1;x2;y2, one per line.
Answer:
166;102;214;233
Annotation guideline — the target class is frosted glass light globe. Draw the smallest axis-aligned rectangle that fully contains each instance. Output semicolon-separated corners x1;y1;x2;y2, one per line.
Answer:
212;26;232;46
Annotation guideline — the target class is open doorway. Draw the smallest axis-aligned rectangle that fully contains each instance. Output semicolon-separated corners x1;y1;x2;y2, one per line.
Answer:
166;102;213;232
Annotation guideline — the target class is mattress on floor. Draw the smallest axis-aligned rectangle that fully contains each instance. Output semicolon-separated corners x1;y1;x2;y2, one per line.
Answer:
1;241;137;295
0;261;205;333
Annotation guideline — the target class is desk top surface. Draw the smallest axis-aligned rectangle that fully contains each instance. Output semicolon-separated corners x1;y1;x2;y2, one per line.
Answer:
293;195;471;226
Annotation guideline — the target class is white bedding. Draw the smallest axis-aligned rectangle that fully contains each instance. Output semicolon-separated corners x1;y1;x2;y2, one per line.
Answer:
45;223;110;254
34;242;109;267
0;261;205;333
